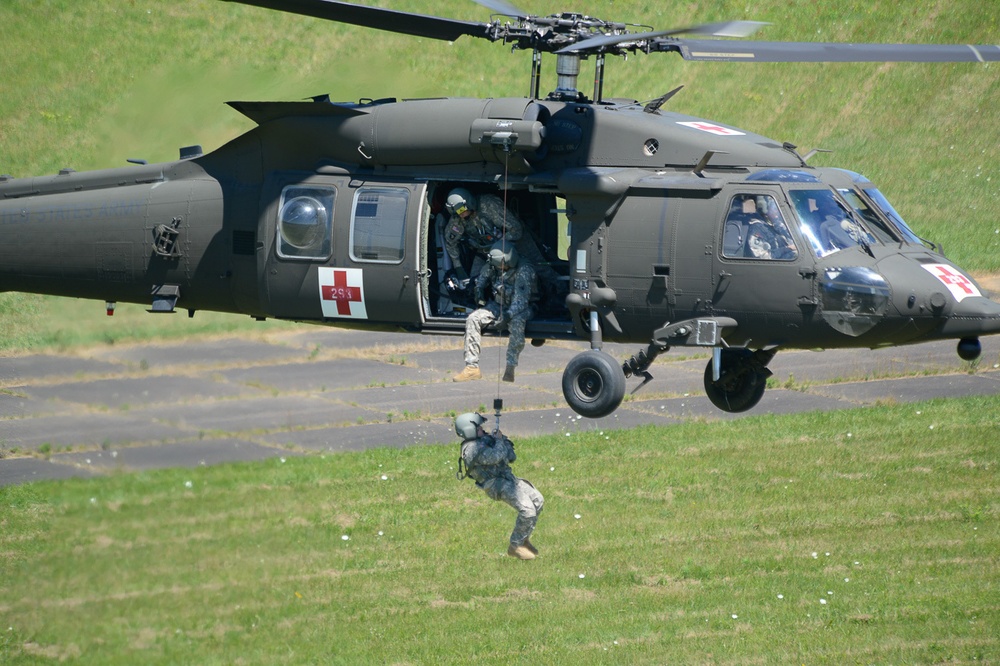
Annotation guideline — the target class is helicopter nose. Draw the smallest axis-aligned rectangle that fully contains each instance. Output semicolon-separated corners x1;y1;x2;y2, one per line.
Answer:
878;255;1000;343
937;290;1000;338
909;261;1000;338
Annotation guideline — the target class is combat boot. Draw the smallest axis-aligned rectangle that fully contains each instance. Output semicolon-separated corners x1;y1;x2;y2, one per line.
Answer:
452;365;482;382
524;539;539;555
502;364;515;382
507;543;536;560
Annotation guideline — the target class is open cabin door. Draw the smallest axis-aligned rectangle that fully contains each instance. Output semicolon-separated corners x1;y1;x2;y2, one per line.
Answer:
259;173;425;325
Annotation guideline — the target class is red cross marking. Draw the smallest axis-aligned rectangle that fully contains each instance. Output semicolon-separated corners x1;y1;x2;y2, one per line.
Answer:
932;265;975;295
690;122;728;133
321;270;363;316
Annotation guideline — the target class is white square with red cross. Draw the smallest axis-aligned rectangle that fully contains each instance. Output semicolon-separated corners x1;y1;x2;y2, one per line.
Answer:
921;264;981;302
318;267;368;319
676;121;746;136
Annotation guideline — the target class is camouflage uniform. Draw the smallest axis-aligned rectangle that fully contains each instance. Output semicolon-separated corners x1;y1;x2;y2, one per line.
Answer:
444;194;523;279
461;431;544;549
464;259;536;370
445;194;556;284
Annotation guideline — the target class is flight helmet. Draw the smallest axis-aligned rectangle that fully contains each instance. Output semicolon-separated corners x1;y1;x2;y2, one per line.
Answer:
488;242;518;269
445;188;477;216
455;412;486;439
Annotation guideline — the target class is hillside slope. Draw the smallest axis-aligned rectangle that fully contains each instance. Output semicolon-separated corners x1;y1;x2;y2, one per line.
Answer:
0;0;997;347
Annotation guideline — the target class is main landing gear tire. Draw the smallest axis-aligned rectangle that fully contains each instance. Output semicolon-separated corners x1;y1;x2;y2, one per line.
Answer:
703;348;768;413
562;350;627;419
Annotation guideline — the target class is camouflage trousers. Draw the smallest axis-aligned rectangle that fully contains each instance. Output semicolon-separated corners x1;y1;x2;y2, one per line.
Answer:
483;475;544;547
463;303;531;369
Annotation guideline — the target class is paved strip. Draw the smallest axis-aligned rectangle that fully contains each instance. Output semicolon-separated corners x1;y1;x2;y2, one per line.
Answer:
1;330;997;486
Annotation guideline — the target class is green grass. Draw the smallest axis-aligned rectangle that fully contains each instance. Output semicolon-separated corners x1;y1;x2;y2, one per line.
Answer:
0;296;296;354
2;395;997;664
0;0;997;352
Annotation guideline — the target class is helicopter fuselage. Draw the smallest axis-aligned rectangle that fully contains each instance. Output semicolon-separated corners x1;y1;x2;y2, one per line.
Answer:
2;95;998;415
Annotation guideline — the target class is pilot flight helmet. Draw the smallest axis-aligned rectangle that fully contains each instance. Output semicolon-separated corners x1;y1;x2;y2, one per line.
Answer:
488;242;518;270
455;412;487;439
445;188;477;216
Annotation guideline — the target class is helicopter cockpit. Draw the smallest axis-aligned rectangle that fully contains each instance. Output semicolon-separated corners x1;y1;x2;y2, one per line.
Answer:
835;170;929;247
741;168;934;261
788;188;876;257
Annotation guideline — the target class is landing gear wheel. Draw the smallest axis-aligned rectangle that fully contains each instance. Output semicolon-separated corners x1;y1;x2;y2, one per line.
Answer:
703;349;768;413
562;350;627;418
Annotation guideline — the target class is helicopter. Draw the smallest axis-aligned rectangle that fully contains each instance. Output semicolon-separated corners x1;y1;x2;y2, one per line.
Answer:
1;1;998;419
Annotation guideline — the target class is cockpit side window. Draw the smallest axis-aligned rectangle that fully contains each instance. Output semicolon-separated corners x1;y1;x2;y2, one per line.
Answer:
789;189;875;258
722;194;798;261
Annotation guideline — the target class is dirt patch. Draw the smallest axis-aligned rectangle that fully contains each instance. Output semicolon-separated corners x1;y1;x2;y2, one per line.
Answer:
974;273;1000;300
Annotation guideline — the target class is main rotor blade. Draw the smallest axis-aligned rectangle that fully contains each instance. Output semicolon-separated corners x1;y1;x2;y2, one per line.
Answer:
472;0;525;18
557;21;768;55
221;0;492;42
657;39;1000;63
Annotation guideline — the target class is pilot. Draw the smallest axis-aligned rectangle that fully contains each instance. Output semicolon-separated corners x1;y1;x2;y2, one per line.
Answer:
746;196;797;260
818;197;871;251
452;242;536;383
455;412;543;560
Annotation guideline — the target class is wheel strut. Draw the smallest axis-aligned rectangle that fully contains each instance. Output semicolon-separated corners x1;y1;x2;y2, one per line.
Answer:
622;340;670;394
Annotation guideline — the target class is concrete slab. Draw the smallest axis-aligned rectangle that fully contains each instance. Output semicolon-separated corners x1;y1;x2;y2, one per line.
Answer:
4;331;999;486
0;391;50;418
0;354;126;383
332;382;559;417
220;357;444;393
261;420;456;452
22;375;267;409
0;457;97;486
87;338;308;369
767;343;973;385
54;439;300;473
279;328;460;353
808;371;1000;405
127;395;383;433
0;413;188;451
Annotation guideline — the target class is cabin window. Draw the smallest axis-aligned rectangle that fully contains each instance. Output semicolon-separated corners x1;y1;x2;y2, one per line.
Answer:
721;194;798;261
276;185;335;260
350;187;408;263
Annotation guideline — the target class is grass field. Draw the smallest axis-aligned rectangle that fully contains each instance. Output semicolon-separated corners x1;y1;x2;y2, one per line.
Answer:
1;5;998;663
2;395;997;664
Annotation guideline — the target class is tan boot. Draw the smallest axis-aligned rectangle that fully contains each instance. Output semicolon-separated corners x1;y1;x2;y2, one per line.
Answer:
452;365;482;382
502;364;515;382
507;543;536;560
524;539;539;555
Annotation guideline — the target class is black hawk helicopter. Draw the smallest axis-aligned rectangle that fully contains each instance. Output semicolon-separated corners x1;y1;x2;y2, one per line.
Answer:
1;0;998;418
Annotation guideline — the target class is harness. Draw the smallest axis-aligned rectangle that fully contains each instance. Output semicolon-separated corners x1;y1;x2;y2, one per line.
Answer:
457;399;505;482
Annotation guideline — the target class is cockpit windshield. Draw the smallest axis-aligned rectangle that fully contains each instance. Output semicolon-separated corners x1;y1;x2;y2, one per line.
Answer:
788;189;876;258
862;187;925;246
837;189;900;244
